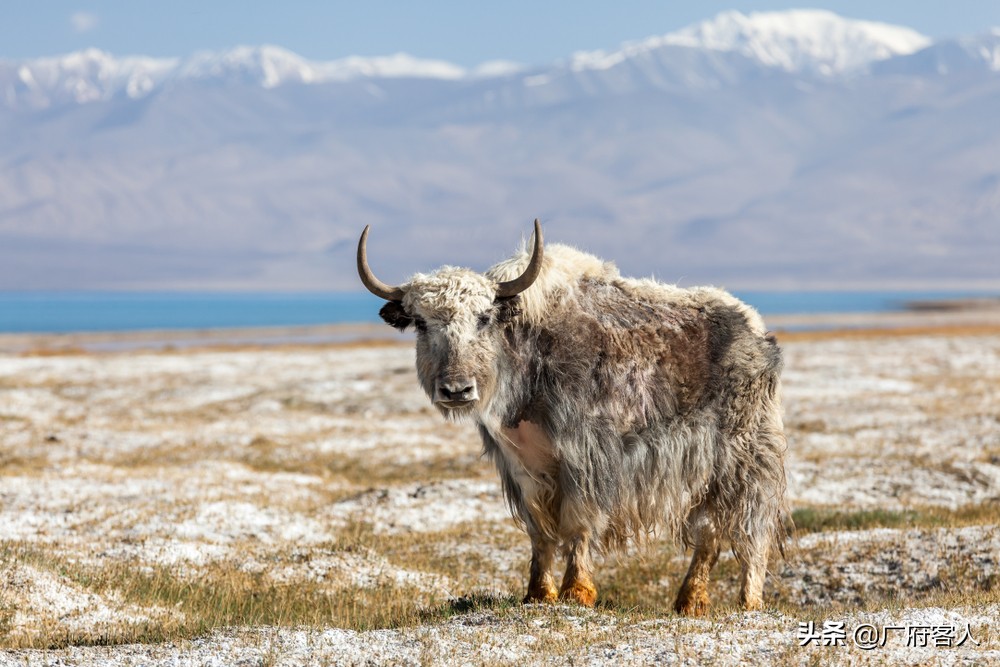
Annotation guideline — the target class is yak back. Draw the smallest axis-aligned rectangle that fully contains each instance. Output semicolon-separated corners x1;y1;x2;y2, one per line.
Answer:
489;244;780;433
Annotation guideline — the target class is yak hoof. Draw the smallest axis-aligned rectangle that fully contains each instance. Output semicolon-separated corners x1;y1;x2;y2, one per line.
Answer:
523;584;559;604
674;586;711;617
559;580;597;607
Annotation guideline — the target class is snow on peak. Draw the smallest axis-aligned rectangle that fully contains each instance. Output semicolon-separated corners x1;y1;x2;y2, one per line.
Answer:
958;29;1000;71
180;45;318;87
875;28;1000;76
317;52;467;82
1;47;481;109
1;48;177;107
180;47;468;86
661;9;932;75
0;11;954;111
470;60;527;79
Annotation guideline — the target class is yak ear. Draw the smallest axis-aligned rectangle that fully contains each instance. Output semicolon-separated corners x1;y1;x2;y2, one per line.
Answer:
379;301;412;331
494;295;522;324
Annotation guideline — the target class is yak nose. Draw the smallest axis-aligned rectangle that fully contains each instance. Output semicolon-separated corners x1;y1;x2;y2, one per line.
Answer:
435;378;479;405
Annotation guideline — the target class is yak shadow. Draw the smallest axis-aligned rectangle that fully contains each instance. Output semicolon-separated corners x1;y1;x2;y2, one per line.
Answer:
421;592;521;623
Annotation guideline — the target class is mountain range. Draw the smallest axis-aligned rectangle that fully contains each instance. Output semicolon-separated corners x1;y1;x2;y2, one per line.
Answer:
1;9;999;291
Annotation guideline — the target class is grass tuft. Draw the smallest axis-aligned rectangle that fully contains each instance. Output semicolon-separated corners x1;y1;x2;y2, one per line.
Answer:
791;503;1000;534
0;541;444;649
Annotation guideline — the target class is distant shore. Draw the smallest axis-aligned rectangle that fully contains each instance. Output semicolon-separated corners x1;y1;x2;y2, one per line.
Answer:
0;322;405;354
765;299;1000;337
1;299;999;355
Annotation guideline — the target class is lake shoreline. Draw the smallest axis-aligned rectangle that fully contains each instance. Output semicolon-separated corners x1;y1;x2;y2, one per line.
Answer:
2;299;1000;354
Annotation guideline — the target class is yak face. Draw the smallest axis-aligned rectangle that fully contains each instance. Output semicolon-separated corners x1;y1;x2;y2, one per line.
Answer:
378;268;520;419
358;220;542;420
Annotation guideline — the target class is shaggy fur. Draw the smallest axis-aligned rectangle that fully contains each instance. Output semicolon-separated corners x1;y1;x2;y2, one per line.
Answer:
373;240;789;612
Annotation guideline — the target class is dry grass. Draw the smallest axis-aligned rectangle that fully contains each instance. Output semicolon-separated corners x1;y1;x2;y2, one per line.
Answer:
791;503;1000;534
1;543;435;649
241;434;493;485
0;518;542;651
1;330;999;663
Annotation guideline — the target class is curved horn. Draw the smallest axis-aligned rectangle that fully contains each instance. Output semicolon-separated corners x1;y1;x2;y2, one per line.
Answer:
357;225;406;302
496;219;544;298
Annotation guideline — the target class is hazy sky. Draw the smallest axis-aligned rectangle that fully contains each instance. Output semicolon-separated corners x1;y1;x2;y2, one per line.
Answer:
5;1;1000;66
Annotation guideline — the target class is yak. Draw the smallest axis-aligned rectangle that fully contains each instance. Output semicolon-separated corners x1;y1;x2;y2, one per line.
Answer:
358;220;789;613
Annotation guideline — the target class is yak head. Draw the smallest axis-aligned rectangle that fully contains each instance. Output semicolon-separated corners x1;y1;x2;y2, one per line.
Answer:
358;220;543;420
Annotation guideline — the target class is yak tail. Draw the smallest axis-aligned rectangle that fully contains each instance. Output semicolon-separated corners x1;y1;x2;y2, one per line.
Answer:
715;334;790;565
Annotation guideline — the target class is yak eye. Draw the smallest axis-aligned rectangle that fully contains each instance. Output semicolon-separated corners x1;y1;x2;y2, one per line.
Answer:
477;312;491;329
414;317;428;333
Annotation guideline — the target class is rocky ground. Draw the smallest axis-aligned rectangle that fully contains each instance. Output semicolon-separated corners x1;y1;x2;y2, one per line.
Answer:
1;320;1000;665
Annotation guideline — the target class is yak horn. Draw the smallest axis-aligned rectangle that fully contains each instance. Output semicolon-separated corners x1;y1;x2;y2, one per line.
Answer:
496;219;544;298
357;225;406;302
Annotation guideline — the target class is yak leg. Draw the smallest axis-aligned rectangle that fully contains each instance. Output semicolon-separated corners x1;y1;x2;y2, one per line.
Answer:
559;534;597;607
737;538;770;611
524;530;558;603
735;422;786;611
674;510;720;616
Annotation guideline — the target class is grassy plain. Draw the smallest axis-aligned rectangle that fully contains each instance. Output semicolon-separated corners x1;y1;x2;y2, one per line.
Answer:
1;321;999;664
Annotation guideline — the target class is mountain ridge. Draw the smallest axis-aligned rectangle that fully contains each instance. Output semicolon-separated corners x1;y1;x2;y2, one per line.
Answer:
0;10;944;111
0;9;998;291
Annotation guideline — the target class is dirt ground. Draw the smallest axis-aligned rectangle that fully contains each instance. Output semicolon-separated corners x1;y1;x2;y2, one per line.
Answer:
1;317;1000;665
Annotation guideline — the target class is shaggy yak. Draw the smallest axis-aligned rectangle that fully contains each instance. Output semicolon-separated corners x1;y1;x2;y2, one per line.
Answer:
358;220;788;613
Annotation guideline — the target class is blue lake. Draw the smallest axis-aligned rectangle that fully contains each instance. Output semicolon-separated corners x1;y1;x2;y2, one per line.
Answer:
0;290;993;334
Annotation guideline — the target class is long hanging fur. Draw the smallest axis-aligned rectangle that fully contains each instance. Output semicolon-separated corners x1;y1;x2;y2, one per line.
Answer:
388;240;789;576
479;244;789;557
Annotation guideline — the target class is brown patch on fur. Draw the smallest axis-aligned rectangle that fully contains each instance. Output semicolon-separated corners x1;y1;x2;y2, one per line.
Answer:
493;400;562;542
523;479;562;543
524;534;559;604
559;578;597;607
524;577;559;604
674;515;721;616
673;581;712;617
663;317;712;414
559;535;598;607
500;421;556;474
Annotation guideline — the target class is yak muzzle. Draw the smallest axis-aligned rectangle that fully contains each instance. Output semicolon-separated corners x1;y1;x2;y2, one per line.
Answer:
434;378;479;408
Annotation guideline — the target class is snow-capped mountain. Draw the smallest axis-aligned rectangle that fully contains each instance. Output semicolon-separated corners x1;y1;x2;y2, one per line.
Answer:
0;45;509;110
176;45;475;87
1;10;999;291
0;10;934;111
0;48;177;108
873;28;1000;75
653;9;930;75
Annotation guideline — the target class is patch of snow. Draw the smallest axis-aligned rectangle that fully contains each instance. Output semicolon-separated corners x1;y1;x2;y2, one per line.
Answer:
171;500;332;545
3;563;180;639
470;60;527;78
8;606;998;665
787;457;1000;509
2;48;177;109
317;52;467;82
660;9;930;74
332;480;510;534
268;548;455;596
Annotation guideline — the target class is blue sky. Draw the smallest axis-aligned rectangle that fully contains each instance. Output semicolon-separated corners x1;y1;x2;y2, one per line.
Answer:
5;1;1000;65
